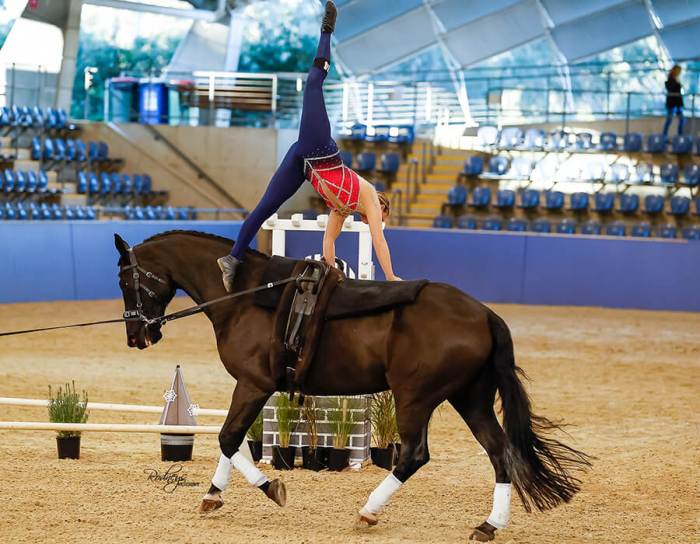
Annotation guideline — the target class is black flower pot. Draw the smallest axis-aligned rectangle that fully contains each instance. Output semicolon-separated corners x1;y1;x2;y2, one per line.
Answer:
301;446;326;471
392;442;402;464
247;440;263;462
160;434;194;462
317;446;332;466
327;448;350;472
272;445;296;470
56;435;81;459
370;446;394;470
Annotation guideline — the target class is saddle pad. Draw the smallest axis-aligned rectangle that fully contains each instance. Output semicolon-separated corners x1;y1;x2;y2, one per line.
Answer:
254;256;428;319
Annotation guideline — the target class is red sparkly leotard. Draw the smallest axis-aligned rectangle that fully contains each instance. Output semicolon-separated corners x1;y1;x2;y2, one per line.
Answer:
304;152;360;216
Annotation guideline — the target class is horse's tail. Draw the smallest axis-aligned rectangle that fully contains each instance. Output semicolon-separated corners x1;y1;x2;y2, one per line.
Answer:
487;310;591;512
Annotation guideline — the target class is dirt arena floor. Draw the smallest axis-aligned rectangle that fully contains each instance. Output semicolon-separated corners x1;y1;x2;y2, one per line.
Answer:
0;298;697;544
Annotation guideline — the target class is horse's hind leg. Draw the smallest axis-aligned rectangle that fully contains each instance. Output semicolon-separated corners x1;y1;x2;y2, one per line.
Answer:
450;381;511;542
357;398;433;526
199;380;284;514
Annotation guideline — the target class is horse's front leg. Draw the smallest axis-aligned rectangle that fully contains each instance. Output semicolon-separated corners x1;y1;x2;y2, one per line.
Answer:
199;380;285;513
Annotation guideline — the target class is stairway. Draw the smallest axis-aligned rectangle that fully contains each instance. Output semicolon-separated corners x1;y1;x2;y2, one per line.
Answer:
396;148;470;228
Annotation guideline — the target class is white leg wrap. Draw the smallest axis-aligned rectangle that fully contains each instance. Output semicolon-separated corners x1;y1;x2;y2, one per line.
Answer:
211;451;268;491
486;483;512;529
363;474;403;514
231;451;268;487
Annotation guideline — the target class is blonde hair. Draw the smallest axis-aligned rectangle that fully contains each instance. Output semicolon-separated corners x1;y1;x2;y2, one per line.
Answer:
377;191;390;216
669;65;682;79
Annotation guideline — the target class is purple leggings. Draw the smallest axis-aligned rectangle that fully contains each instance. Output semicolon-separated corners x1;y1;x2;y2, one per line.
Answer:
231;33;336;259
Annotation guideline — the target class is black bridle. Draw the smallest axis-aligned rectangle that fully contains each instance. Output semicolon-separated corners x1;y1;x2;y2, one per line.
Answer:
120;248;169;325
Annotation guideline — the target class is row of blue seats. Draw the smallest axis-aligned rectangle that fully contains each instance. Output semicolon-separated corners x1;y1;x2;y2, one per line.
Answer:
338;150;401;175
1;170;52;193
122;205;197;221
446;186;698;216
0;105;72;132
432;214;700;240
478;126;700;155
31;138;111;163
344;124;415;145
0;202;96;220
78;172;153;196
464;155;700;187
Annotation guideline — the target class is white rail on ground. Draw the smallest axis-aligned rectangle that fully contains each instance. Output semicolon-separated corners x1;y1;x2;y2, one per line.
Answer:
0;397;228;417
0;422;221;433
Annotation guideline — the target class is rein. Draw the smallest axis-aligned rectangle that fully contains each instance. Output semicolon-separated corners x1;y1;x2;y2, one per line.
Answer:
0;250;299;338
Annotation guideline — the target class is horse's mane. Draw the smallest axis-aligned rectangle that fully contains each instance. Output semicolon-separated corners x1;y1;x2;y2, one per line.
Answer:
140;230;267;258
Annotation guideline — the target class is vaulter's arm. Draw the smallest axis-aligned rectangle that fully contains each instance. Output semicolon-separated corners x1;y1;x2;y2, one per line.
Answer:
323;209;345;266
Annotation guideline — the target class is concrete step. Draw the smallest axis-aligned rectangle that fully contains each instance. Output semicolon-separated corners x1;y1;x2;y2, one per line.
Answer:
12;159;42;171
61;193;87;206
405;217;435;228
427;173;458;182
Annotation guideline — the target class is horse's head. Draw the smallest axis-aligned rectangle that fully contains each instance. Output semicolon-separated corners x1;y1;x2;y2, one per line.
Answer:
114;234;176;349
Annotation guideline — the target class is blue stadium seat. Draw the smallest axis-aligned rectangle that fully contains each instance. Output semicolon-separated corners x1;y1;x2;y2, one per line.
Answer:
379;153;400;175
88;141;100;162
142;174;152;193
14;202;28;220
658;224;677;239
543;191;564;211
38;170;48;193
556;218;577;234
432;215;453;229
75;140;87;162
646;133;667;154
50;203;63;220
45;108;58;130
581;220;602;235
498;127;523;149
177;207;189;221
607;163;629;184
350;123;366;141
43;138;55;161
0;107;10;132
631;222;652;237
509;157;532;179
447;185;467;206
30;106;44;127
30;137;41;160
456;215;477;229
546;130;571;151
481;217;502;231
569;192;589;211
606;221;626;236
145;206;157;220
659;163;679;185
462;156;483;176
495;189;515;209
523;128;545;150
133;174;143;194
365;126;389;143
64;139;76;162
53;138;66;162
64;206;76;220
669;196;690;216
506;218;528;232
593;192;615;213
121;174;133;194
682;226;700;240
519;189;540;210
165;206;176;220
3;170;14;193
599;132;617;151
622;132;642;152
100;172;111;194
15;171;26;193
98;141;109;160
339;150;352;167
477;126;499;147
630;163;653;184
26;171;37;193
88;172;99;194
112;172;123;194
671;134;693;154
388;126;413;144
488;156;508;176
471;186;491;209
4;203;17;220
644;194;664;214
697;138;700;155
531;218;551;233
575;132;593;150
356;152;376;172
683;164;700;187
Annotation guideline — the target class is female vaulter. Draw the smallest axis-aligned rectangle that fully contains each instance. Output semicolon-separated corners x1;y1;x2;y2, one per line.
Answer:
217;0;401;289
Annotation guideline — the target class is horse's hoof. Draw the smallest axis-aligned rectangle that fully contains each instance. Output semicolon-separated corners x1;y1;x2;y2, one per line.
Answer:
198;498;223;514
355;508;378;528
265;478;287;507
469;522;496;542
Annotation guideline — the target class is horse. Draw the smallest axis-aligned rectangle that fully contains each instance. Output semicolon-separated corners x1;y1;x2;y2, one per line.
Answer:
114;230;590;542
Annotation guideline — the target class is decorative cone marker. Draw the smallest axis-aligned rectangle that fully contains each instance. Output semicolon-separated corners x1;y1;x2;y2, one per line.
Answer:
159;365;197;461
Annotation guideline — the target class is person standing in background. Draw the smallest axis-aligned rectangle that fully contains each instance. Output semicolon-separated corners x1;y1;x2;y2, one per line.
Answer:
663;65;684;137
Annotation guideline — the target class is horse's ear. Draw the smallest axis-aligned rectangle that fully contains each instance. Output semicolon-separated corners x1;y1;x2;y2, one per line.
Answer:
114;234;130;259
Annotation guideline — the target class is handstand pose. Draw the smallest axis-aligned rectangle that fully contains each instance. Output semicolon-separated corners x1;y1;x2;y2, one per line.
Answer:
218;0;400;290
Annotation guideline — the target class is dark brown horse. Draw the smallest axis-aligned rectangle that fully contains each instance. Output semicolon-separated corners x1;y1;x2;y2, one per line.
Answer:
114;230;589;542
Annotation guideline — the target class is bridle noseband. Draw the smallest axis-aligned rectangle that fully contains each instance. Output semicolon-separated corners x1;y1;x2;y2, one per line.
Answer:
120;248;168;326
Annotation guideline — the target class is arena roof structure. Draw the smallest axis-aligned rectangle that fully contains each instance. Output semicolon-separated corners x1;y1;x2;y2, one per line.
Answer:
332;0;700;76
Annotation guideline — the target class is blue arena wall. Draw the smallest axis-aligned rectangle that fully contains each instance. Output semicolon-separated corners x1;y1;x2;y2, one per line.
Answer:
0;222;698;311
